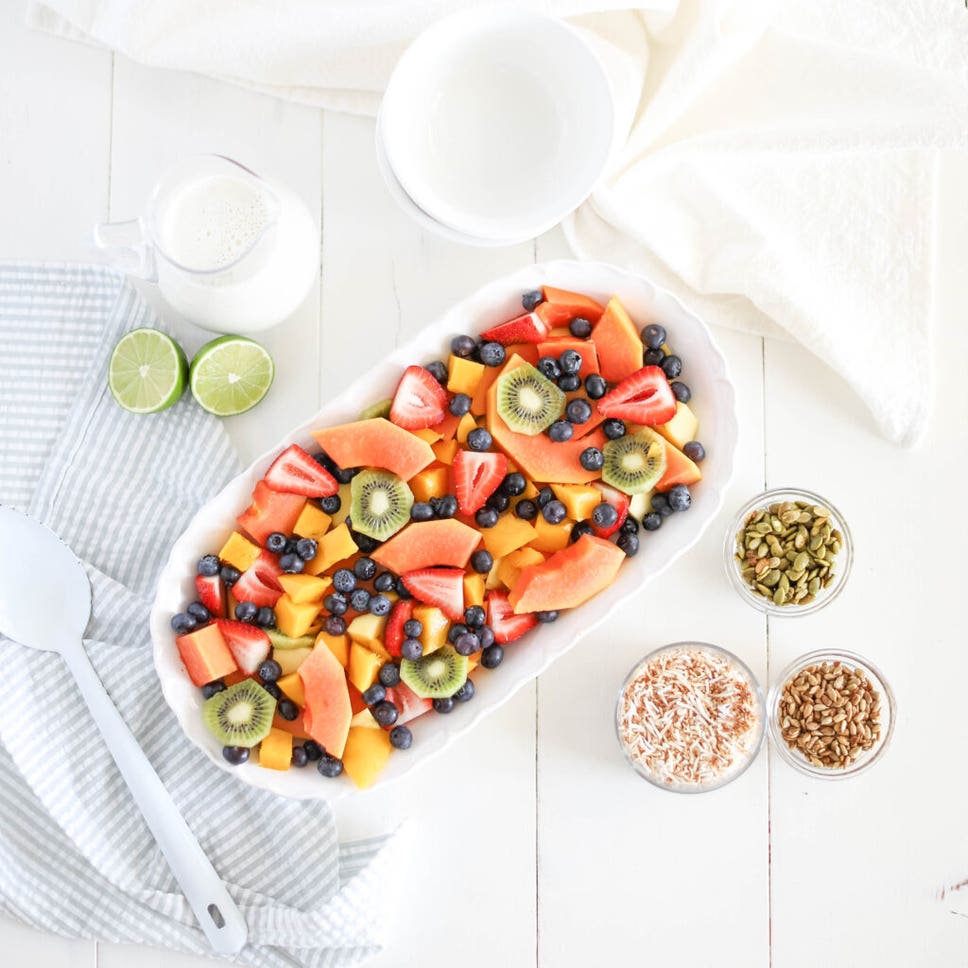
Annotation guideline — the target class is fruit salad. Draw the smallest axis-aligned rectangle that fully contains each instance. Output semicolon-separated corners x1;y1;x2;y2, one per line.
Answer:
170;285;706;789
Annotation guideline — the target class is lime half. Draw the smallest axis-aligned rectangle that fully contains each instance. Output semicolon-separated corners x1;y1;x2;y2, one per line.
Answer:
108;328;188;414
189;335;274;417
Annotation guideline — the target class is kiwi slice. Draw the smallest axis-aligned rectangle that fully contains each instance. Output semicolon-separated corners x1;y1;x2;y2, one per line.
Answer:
359;397;392;420
202;680;276;748
602;429;667;495
400;644;468;699
497;363;565;436
267;629;315;651
350;469;413;541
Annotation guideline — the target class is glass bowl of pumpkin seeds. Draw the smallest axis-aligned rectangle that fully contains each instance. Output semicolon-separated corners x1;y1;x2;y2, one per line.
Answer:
724;488;853;617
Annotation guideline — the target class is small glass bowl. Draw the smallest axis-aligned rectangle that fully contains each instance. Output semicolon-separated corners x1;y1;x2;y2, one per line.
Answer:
615;642;766;794
724;487;853;618
767;649;895;779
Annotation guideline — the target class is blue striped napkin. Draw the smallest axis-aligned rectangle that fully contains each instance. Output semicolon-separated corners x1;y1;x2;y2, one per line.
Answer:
0;264;395;966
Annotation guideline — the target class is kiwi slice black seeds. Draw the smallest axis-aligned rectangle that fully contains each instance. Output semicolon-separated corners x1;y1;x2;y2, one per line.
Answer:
202;680;276;748
350;469;414;541
496;363;565;436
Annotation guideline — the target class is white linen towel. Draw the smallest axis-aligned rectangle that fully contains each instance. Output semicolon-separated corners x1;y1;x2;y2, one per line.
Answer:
0;263;397;966
25;0;968;445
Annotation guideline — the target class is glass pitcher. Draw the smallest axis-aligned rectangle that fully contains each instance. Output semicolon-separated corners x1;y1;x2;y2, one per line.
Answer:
94;155;317;334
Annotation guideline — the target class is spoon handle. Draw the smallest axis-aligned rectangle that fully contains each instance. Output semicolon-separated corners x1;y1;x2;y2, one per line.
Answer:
63;643;248;955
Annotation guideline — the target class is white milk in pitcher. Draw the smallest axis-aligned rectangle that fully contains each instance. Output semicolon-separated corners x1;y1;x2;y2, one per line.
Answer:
153;171;317;334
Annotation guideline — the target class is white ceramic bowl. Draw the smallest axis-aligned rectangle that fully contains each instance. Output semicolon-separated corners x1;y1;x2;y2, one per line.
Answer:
379;8;615;244
150;260;739;800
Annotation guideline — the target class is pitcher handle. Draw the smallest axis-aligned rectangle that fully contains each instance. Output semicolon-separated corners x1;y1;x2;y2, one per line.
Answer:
93;218;157;281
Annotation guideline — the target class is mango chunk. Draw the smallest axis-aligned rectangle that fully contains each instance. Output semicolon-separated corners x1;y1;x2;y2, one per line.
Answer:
350;708;382;729
480;514;538;559
497;547;546;589
431;439;459;465
348;642;383;692
455;413;478;444
277;672;306;707
277;573;331;604
275;646;312;676
275;595;322;639
218;531;261;573
293;503;332;540
528;516;573;553
413;605;449;654
258;727;293;771
447;355;485;396
655;401;699;451
462;572;485;609
347;613;390;659
306;523;357;575
341;726;393;789
315;631;349;668
551;484;601;522
409;466;450;503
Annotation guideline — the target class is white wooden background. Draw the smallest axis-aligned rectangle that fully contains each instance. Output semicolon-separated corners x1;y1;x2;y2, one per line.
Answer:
2;4;967;966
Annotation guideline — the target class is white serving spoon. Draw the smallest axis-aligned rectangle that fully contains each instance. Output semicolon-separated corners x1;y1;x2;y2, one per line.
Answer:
0;506;247;956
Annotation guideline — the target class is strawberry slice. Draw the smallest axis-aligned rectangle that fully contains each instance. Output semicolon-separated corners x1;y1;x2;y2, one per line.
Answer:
385;683;433;725
194;573;226;617
592;482;630;539
596;366;677;426
390;365;448;430
479;312;550;345
232;550;284;608
486;590;537;644
453;449;508;515
384;599;414;658
264;444;338;498
401;567;465;622
214;619;271;675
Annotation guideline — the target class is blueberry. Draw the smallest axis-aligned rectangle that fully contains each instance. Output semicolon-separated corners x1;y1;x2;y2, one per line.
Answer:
454;632;480;656
481;645;504;669
425;360;448;385
641;324;667;350
478;626;495;649
540;611;562;626
390;725;413;749
325;614;347;636
537;356;561;381
548;420;573;443
372;700;399;727
201;680;226;700
396;576;413;600
279;553;304;574
515;499;538;521
263;682;282;699
186;601;211;623
320;494;341;515
197;554;220;577
592;503;618;529
580;447;604;472
569;316;592;338
585;374;607;399
234;600;258;623
222;746;249;766
278;699;299;721
354;558;377;583
370;593;391;617
559;350;583;376
219;564;240;586
433;697;455;714
324;592;347;616
671;381;691;403
362;683;387;706
603;419;627;440
258;659;282;683
642;512;663;531
350;588;371;612
570;520;594;543
317;755;344;778
171;612;197;634
403;619;423;639
454;680;476;703
451;334;477;358
542;500;568;526
667;484;692;512
486;490;510;513
303;740;322;761
291;746;309;768
333;568;356;593
536;487;555;508
643;348;666;367
256;606;276;628
449;393;472;416
266;532;287;554
479;342;506;367
661;355;682;380
621;516;639;534
379;663;401;688
501;472;526;496
464;605;486;628
434;494;458;518
296;538;317;561
284;537;299;554
467;428;492;452
400;638;423;660
374;571;395;592
471;549;493;574
349;528;380;553
475;507;500;529
522;289;544;312
448;623;469;644
683;440;705;462
565;398;592;424
651;493;674;518
411;501;434;522
557;373;581;392
617;532;640;556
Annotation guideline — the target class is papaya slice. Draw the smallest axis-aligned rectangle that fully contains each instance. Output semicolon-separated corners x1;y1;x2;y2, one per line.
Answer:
535;286;606;328
298;644;352;757
312;418;434;481
591;297;644;384
371;518;482;573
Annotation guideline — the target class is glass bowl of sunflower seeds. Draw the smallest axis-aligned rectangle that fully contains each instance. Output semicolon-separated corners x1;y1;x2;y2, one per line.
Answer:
724;488;853;617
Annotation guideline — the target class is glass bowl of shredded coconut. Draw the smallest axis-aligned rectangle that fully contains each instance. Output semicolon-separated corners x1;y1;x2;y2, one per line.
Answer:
615;643;766;793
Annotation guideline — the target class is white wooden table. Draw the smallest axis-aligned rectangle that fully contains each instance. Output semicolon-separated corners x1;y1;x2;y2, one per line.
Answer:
2;5;968;966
